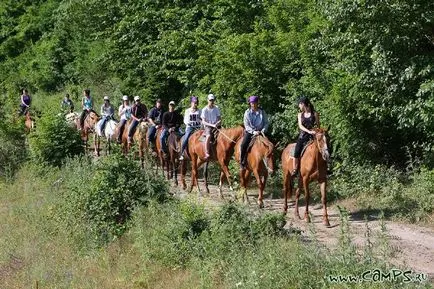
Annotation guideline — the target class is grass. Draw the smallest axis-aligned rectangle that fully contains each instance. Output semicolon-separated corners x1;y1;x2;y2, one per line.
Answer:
0;158;433;288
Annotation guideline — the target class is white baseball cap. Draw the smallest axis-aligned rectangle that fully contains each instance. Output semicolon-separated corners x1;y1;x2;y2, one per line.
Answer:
103;96;109;101
122;95;128;101
169;101;175;106
134;96;140;101
207;94;215;101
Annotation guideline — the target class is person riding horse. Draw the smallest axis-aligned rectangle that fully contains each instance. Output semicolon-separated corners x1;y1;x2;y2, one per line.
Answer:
147;98;164;151
61;93;74;114
179;96;201;160
240;95;269;170
291;96;320;176
99;96;115;136
18;89;31;116
128;96;148;144
79;89;97;130
201;94;221;160
160;101;182;156
117;95;131;143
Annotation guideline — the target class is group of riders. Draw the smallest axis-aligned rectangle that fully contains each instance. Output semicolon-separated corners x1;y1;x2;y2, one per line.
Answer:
20;88;321;177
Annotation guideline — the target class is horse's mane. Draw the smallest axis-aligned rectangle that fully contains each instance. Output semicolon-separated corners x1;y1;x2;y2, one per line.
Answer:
258;136;274;157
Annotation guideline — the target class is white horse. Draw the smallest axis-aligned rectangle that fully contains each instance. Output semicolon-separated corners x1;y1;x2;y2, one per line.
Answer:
95;117;118;156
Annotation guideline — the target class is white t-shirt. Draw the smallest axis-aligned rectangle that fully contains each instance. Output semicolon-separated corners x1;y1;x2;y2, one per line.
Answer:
119;104;132;121
184;108;202;128
201;105;221;125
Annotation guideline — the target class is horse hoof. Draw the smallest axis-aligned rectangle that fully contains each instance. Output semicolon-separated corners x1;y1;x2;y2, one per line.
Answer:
258;200;264;209
323;220;331;227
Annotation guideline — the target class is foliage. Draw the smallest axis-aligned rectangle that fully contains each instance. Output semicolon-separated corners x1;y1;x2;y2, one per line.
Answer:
1;0;433;168
59;154;168;245
0;121;27;180
28;109;83;167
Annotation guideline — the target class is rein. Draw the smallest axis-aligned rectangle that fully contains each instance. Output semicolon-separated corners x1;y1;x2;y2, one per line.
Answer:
215;127;238;143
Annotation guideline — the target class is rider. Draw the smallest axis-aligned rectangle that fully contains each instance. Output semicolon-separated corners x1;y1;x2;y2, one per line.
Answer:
19;89;31;116
61;93;74;113
161;101;182;155
147;98;164;150
240;95;269;169
179;96;201;160
117;95;131;143
201;94;221;160
79;89;96;130
99;96;115;135
128;96;148;144
291;96;320;176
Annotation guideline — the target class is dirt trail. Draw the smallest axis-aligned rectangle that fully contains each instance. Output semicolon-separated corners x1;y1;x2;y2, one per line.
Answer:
171;178;434;282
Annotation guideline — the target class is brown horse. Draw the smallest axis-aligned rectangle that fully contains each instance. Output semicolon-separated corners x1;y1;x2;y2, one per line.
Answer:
121;120;149;168
281;128;331;226
77;111;99;152
186;125;244;197
235;134;274;208
24;110;34;133
167;131;182;186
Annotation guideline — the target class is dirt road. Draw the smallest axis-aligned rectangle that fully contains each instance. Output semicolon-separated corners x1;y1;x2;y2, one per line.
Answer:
171;178;434;282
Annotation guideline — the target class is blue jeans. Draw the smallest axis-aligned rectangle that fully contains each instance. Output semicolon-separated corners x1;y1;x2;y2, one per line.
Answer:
147;125;157;147
100;116;108;133
128;119;140;138
160;128;181;153
180;126;197;155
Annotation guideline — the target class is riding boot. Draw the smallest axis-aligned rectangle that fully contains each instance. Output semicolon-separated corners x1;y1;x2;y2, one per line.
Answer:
205;137;211;160
291;158;299;177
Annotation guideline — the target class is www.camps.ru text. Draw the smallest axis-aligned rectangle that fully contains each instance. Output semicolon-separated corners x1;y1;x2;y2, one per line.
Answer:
327;269;428;283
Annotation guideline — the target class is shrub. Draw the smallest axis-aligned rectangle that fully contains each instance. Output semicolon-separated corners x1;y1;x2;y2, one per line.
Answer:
60;154;169;245
0;122;27;180
28;111;83;167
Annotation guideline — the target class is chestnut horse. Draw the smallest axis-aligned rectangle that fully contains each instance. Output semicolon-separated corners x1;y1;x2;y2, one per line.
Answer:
234;134;274;208
24;110;34;133
281;128;331;226
76;111;99;152
186;125;244;197
121;120;148;168
167;131;182;186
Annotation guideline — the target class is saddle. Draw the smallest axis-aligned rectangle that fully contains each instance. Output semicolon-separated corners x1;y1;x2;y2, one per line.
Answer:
198;128;219;144
289;140;313;158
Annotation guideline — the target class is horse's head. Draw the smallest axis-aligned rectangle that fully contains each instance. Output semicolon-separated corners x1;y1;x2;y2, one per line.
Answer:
313;128;330;162
87;112;100;126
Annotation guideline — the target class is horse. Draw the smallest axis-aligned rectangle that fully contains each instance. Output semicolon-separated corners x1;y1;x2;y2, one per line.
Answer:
78;111;100;153
185;125;244;197
281;128;331;227
167;131;182;186
234;134;274;208
95;117;118;156
121;120;148;168
154;127;167;176
65;112;79;128
24;109;34;133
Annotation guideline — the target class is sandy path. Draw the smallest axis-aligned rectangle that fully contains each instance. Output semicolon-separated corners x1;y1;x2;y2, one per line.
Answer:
171;177;434;282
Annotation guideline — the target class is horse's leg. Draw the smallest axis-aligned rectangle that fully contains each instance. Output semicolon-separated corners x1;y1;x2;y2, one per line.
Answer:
295;177;302;219
320;181;330;227
303;177;311;222
189;154;200;195
203;162;210;195
180;159;187;190
283;170;289;213
174;157;178;187
253;169;264;209
221;162;233;191
218;171;226;199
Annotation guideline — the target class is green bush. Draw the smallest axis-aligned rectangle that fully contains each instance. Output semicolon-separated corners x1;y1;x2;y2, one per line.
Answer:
0;122;27;180
28;111;83;167
60;154;168;245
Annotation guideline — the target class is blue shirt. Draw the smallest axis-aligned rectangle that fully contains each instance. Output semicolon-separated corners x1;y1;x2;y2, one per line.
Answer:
243;108;269;134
